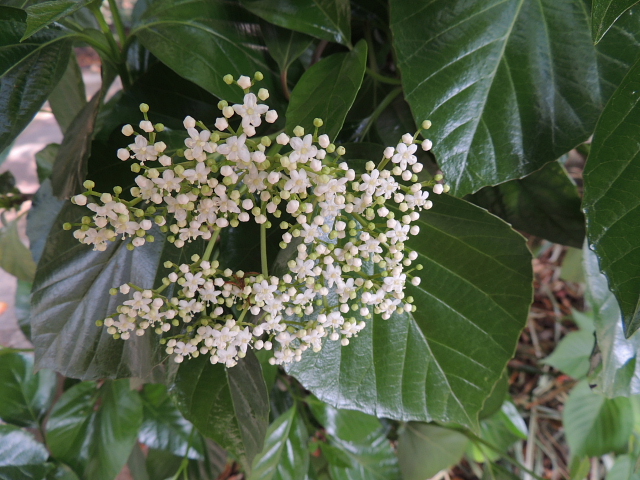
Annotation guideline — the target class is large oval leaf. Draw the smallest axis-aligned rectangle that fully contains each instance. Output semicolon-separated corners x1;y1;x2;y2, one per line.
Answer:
390;0;602;196
583;57;640;337
46;380;143;480
288;193;532;429
0;424;49;466
286;39;367;139
132;0;274;103
0;351;57;428
0;6;73;152
241;0;351;46
171;352;269;472
30;203;165;380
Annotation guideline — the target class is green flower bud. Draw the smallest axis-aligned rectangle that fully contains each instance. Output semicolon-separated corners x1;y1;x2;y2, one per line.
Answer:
63;223;72;230
293;125;304;137
83;180;95;190
421;120;432;130
254;71;264;81
313;118;323;127
223;74;234;85
139;103;149;113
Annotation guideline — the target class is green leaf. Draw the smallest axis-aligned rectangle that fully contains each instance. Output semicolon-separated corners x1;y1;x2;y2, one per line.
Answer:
0;464;54;480
583;57;640;337
26;180;65;265
241;0;351;46
0;424;49;466
139;383;204;459
30;203;164;380
542;330;595;378
607;454;640;480
15;279;32;340
145;439;227;480
0;6;73;152
466;159;585;248
479;370;509;420
48;55;86;134
0;351;57;428
397;423;468;480
171;352;269;472
584;244;640;397
249;405;309;480
563;380;633;457
132;0;275;103
286;40;367;139
48;464;80;480
596;4;640;102
50;84;107;199
35;143;58;184
592;0;640;43
262;23;314;73
307;398;399;479
288;194;532;429
0;218;37;282
390;0;602;196
22;0;97;40
468;401;527;462
46;380;143;480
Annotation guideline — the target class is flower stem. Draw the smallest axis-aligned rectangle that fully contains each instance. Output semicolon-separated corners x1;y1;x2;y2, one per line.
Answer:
261;218;269;278
202;227;222;263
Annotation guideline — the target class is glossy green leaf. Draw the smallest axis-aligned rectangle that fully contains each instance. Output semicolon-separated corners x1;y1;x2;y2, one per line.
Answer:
249;405;309;480
397;423;468;480
0;7;73;152
288;194;532;429
31;203;164;380
583;57;640;337
48;464;80;480
390;0;602;196
46;380;143;480
592;0;640;43
48;56;86;134
0;424;49;466
145;439;227;480
241;0;351;45
262;23;314;73
139;383;204;459
171;352;269;472
0;352;56;427
596;4;640;102
35;143;58;183
15;279;32;339
132;0;274;103
542;330;595;378
468;402;527;462
0;218;36;282
22;0;97;40
466;160;585;248
563;380;632;457
26;180;65;265
584;244;640;397
286;40;367;139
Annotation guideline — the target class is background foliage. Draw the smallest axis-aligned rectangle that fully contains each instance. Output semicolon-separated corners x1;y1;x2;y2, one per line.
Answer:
1;0;640;478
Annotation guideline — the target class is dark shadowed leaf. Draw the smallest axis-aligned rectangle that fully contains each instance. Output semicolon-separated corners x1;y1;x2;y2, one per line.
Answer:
241;0;351;46
288;194;532;429
48;55;86;134
248;405;309;480
466;160;585;248
390;0;602;196
46;380;143;480
397;423;468;480
0;351;56;427
592;0;640;43
171;352;269;472
35;143;58;183
26;180;65;265
262;22;314;73
583;58;640;337
0;7;73;152
286;40;367;139
15;279;32;339
132;0;275;104
139;383;204;459
31;203;165;380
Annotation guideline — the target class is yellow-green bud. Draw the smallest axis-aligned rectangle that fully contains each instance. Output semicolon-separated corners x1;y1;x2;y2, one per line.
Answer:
146;235;154;242
293;126;304;137
83;180;95;190
154;123;165;131
127;243;135;251
254;71;264;81
139;103;149;113
326;144;336;153
63;223;72;230
421;120;432;129
336;146;346;156
313;118;323;127
113;186;122;195
434;174;444;182
218;100;228;109
261;136;271;147
223;74;234;85
131;163;141;173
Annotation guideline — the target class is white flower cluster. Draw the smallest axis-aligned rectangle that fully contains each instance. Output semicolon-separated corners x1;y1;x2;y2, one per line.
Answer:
67;73;447;367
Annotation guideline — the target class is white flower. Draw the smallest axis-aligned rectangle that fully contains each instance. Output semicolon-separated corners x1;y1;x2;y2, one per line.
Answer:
265;110;278;123
122;124;134;136
233;93;269;129
289;134;317;164
237;75;252;89
129;135;157;162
